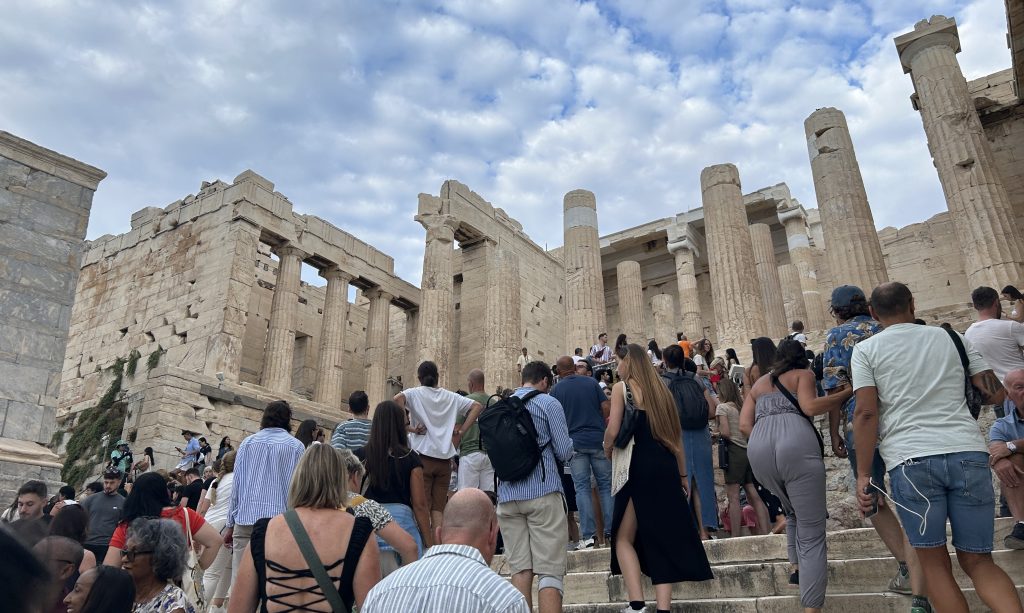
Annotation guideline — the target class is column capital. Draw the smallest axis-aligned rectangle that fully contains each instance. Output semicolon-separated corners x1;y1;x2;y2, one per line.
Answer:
415;213;458;242
273;243;309;261
319;265;355;284
895;15;960;74
366;287;394;303
667;236;700;260
777;206;807;226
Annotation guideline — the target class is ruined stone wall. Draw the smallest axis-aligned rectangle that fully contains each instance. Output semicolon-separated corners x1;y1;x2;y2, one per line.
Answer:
973;69;1024;230
876;211;970;312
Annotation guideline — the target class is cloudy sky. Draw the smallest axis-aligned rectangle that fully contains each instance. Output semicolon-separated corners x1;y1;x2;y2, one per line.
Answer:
0;0;1011;285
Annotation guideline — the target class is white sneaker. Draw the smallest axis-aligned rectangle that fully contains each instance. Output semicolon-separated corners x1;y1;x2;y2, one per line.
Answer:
576;537;595;550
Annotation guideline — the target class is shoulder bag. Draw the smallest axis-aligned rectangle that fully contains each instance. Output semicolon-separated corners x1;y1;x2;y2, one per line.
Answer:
943;327;984;420
771;374;825;456
180;508;206;611
613;382;639;448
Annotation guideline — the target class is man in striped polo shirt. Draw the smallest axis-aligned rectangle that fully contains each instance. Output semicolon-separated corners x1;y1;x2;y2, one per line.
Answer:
331;390;372;450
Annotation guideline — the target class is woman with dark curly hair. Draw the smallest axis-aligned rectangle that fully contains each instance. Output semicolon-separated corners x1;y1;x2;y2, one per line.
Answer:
64;564;135;613
122;517;194;613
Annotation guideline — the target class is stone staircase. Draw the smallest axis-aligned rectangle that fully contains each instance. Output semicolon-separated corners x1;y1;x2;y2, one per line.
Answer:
491;518;1024;612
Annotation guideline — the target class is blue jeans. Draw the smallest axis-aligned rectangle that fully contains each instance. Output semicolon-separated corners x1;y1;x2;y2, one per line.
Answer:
683;427;718;530
845;431;887;494
570;448;612;539
379;503;424;556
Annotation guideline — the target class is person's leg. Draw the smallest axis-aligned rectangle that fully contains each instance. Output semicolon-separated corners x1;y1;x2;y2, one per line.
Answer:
457;452;476;490
956;551;1023;613
204;537;230;603
227;523;253;598
479;454;495;494
498;500;534;609
570;449;595;541
510;570;534;610
654;583;673;611
591;487;605;545
528;493;568;613
689;428;719;531
785;461;827;611
615;498;645;603
744;483;770;535
727;484;742;538
916;546;969;613
590;449;614;541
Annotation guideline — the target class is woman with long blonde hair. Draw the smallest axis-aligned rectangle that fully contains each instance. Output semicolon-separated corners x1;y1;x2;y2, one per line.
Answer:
603;344;712;613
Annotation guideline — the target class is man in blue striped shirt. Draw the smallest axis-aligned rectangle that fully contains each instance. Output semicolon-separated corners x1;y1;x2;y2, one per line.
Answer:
330;390;372;450
497;361;574;613
223;400;306;587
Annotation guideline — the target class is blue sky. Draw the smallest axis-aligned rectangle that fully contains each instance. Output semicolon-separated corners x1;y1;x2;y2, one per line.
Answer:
0;0;1011;285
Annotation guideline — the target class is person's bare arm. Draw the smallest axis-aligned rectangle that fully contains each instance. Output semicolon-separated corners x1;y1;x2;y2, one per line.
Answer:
704;389;718;420
79;549;96;573
600;398;610;420
853;386;880;513
353;529;381;607
377;520;419;565
197;492;212;517
409;467;432;548
393;392;406;408
971;369;1007;406
739;384;757;440
453;401;483;448
226;544;259;613
717;412;731;441
795;371;850;416
602;382;626;459
193;520;222;570
102;544;121;567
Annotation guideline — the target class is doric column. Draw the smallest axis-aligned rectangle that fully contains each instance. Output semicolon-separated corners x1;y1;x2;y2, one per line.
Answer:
404;309;419;389
313;266;354;408
667;237;702;340
415;213;458;389
563;189;607;355
262;244;307;393
700;164;768;349
749;224;788;338
651;293;676;351
778;263;808;329
484;247;522;393
805;107;889;291
363;288;393;407
616;260;645;344
778;207;827;330
895;16;1024;288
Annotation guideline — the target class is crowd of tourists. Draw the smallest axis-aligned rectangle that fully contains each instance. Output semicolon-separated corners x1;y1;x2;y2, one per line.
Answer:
5;279;1024;613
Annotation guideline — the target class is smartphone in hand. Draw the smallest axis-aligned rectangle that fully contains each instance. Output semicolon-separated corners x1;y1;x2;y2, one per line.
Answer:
864;483;879;519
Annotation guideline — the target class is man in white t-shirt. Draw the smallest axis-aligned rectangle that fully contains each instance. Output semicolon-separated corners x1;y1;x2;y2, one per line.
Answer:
516;347;533;373
965;286;1024;387
851;282;1019;613
789;320;807;346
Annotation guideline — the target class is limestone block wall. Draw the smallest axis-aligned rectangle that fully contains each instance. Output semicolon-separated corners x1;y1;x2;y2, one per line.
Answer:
877;211;970;311
972;69;1024;231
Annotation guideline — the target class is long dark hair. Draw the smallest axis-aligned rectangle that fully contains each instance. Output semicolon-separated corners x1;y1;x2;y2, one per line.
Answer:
750;337;777;377
1003;285;1024;301
295;419;319;448
80;565;136;613
771;339;810;377
143;447;155;467
364;401;412;492
417;361;439;388
120;472;172;523
725;348;740;366
614;334;628;359
218;437;232;450
49;503;88;544
647;339;662;360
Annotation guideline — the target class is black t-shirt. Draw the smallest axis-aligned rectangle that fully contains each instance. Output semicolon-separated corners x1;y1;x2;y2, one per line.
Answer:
182;479;204;510
353;447;423;508
202;477;215;491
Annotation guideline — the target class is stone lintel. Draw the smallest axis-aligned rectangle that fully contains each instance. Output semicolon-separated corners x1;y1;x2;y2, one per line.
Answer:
0;131;107;190
895;15;960;73
0;437;62;469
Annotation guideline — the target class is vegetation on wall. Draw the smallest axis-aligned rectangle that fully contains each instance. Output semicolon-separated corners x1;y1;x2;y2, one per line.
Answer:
59;357;128;488
146;346;165;372
125;349;141;377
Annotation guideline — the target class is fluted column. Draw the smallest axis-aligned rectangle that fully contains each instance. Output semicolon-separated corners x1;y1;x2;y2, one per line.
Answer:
778;208;827;330
667;238;702;340
313;267;354;408
778;263;808;329
749;224;788;338
616;260;645;344
484;247;522;393
805;107;889;291
404;309;419;389
363;288;393;407
262;244;307;393
651;293;676;351
895;16;1024;288
416;213;457;389
701;164;768;350
564;189;607;355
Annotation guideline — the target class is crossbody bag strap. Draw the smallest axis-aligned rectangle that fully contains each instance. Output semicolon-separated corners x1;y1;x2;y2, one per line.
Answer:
944;327;970;373
770;374;802;414
283;510;349;613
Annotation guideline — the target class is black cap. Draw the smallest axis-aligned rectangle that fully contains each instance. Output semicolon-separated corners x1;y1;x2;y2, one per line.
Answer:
102;466;123;479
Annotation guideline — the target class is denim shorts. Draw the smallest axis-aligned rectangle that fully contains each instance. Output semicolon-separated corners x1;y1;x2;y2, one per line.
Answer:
888;450;994;553
845;432;887;494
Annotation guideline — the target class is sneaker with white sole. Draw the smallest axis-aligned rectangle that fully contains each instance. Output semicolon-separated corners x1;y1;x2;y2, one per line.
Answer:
577;537;595;550
1005;522;1024;549
888;567;911;595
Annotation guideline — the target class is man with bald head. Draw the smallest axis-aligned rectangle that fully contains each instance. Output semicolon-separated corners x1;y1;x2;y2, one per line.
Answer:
551;354;611;550
362;488;529;612
990;368;1024;549
457;368;495;493
34;535;84;613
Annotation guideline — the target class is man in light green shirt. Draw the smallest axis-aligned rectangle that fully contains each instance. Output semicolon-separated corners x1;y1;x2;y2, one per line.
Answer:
458;369;494;492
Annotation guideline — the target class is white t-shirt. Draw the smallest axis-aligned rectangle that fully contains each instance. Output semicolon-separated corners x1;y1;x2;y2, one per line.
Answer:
516;354;533;368
792;333;807;345
203;472;233;529
403;386;475;459
693;354;707;368
851;323;990;468
964;318;1024;383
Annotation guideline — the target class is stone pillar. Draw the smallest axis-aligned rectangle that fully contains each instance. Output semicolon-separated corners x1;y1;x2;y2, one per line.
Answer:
313;266;353;408
749;224;788;338
416;214;457;389
404;309;419;389
667;238;703;340
778;263;809;328
651;293;676;351
262;244;307;394
363;288;393;407
700;164;768;349
564;189;607;356
484;247;522;393
615;260;645;344
206;218;261;381
895;16;1024;289
778;208;827;330
805;107;889;291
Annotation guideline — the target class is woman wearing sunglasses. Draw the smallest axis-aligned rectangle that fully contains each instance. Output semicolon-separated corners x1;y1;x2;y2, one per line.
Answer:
121;517;195;612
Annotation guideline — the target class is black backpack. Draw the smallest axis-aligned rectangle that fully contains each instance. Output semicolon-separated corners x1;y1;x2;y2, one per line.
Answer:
478;390;548;483
661;370;710;430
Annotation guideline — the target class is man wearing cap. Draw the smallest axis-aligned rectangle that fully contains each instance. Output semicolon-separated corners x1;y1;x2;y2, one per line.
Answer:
79;467;125;560
176;429;201;470
822;285;925;608
109;440;133;475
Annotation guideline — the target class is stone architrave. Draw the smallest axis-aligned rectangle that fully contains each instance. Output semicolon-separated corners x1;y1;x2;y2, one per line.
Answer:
262;244;307;394
778;208;827;330
313;266;354;408
404;309;419;389
484;246;522;392
363;288;393;407
700;164;768;349
616;260;645;344
895;16;1024;289
563;189;607;356
805;107;889;291
667;238;703;340
651;294;676;351
415;213;457;389
749;224;788;338
778;263;809;328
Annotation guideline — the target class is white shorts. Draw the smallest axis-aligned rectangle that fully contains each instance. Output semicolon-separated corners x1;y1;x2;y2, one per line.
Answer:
457;451;495;492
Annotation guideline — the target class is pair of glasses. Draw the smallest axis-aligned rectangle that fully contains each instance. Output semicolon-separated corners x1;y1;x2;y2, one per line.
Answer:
120;548;154;561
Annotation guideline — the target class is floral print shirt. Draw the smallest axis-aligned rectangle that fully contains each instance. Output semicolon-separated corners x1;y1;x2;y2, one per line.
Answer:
822;314;882;425
133;583;195;613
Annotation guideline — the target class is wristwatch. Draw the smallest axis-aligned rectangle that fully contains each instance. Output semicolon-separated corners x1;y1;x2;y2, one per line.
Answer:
1008;442;1018;455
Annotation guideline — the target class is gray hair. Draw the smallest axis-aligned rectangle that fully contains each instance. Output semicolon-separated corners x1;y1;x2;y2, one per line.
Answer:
127;518;186;582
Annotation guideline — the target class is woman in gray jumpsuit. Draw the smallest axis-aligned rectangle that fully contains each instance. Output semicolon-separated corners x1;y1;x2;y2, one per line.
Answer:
740;340;850;613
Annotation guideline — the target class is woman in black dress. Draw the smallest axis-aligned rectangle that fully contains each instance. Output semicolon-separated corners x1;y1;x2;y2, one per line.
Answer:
603;344;713;613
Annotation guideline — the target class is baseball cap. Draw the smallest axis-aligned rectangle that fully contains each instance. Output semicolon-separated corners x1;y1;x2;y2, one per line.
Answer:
831;285;867;309
102;466;123;479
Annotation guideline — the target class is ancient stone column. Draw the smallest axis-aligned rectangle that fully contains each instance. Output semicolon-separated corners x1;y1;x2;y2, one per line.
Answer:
416;213;457;389
749;224;788;338
484;247;522;393
700;164;768;349
262;244;307;394
805;107;889;291
404;309;419;389
363;288;393;407
778;208;827;330
895;16;1024;289
667;238;703;340
616;260;645;344
651;293;676;351
313;266;353;408
564;189;607;355
778;263;809;328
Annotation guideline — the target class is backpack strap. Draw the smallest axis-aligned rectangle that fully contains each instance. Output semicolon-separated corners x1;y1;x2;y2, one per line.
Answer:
518;389;548;480
283;510;350;613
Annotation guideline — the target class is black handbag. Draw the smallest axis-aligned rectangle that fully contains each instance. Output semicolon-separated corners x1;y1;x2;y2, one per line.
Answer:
718;438;730;470
614;383;638;448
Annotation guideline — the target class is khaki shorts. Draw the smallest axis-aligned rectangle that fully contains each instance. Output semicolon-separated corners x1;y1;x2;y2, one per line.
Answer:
497;491;568;577
419;455;453;513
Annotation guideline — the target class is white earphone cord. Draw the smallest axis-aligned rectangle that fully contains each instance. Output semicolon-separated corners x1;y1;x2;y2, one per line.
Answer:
869;464;929;537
